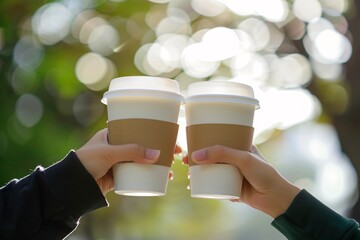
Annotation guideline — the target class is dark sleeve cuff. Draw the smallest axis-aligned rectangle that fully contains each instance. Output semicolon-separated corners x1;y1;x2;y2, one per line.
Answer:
272;189;359;240
44;150;108;219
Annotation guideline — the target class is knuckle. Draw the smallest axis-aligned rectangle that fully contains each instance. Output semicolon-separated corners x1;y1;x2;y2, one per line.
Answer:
241;151;253;169
102;145;115;164
209;145;225;162
127;143;146;159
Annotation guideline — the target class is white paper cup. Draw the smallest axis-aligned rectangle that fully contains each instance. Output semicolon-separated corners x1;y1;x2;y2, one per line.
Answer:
186;81;259;199
112;163;170;196
189;164;242;199
102;76;183;197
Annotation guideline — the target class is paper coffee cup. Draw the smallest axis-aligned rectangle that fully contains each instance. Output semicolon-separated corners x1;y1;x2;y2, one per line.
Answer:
102;76;183;196
185;81;259;199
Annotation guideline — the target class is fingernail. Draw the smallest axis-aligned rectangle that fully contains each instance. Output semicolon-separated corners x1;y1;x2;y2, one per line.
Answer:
191;149;206;162
146;148;161;160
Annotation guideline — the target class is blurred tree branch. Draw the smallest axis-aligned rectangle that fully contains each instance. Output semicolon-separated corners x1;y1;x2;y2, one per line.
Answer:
334;0;360;219
293;0;360;219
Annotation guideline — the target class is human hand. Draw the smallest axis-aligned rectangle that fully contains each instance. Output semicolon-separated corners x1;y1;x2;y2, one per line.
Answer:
76;129;181;195
184;145;301;218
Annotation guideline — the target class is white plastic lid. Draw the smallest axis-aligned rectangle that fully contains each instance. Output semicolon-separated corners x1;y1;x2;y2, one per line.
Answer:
186;81;259;108
102;76;184;104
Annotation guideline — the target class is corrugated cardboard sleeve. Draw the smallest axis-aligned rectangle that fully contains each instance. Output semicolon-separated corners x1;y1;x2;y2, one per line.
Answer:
186;124;254;166
108;119;179;167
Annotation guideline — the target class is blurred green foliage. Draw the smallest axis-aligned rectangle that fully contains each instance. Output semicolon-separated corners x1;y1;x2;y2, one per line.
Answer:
0;0;161;185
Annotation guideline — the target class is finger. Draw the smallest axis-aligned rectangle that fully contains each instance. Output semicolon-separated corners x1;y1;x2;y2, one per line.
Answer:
174;145;182;154
99;170;114;194
104;143;160;166
192;145;247;164
191;145;268;175
191;145;280;191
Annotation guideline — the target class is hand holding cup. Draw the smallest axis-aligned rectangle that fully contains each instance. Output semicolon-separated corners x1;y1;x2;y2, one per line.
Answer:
185;81;259;199
102;76;183;197
188;145;301;218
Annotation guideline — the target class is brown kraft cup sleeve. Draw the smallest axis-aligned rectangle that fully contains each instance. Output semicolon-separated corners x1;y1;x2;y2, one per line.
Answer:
186;124;254;166
108;119;179;167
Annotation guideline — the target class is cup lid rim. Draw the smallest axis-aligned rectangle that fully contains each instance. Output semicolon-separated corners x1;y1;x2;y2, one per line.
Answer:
186;94;260;109
101;89;185;104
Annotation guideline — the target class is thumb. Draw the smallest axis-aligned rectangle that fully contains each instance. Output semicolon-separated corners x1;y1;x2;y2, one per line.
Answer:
191;145;253;169
191;145;273;185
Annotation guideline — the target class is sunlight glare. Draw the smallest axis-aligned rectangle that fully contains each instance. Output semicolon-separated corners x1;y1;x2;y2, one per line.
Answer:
32;3;72;45
88;24;120;56
135;44;161;76
200;27;240;61
217;0;255;16
307;18;334;41
75;53;116;91
254;88;321;132
293;0;322;22
16;94;44;128
181;43;220;78
308;138;332;160
269;54;312;88
147;43;174;73
321;163;344;199
314;29;352;63
237;18;270;51
158;34;189;68
191;0;226;17
156;16;191;36
256;0;289;23
320;0;347;13
13;36;44;71
79;17;108;44
230;53;269;82
312;61;342;80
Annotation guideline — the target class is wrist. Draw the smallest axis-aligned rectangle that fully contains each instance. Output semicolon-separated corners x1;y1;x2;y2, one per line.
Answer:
267;183;301;218
75;148;97;179
45;150;108;218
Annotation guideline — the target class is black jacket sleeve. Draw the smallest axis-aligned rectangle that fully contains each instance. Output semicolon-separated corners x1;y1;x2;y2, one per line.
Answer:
0;150;108;240
272;189;360;240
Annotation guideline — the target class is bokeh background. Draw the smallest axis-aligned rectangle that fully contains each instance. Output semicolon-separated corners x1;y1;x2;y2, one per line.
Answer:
1;0;360;239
